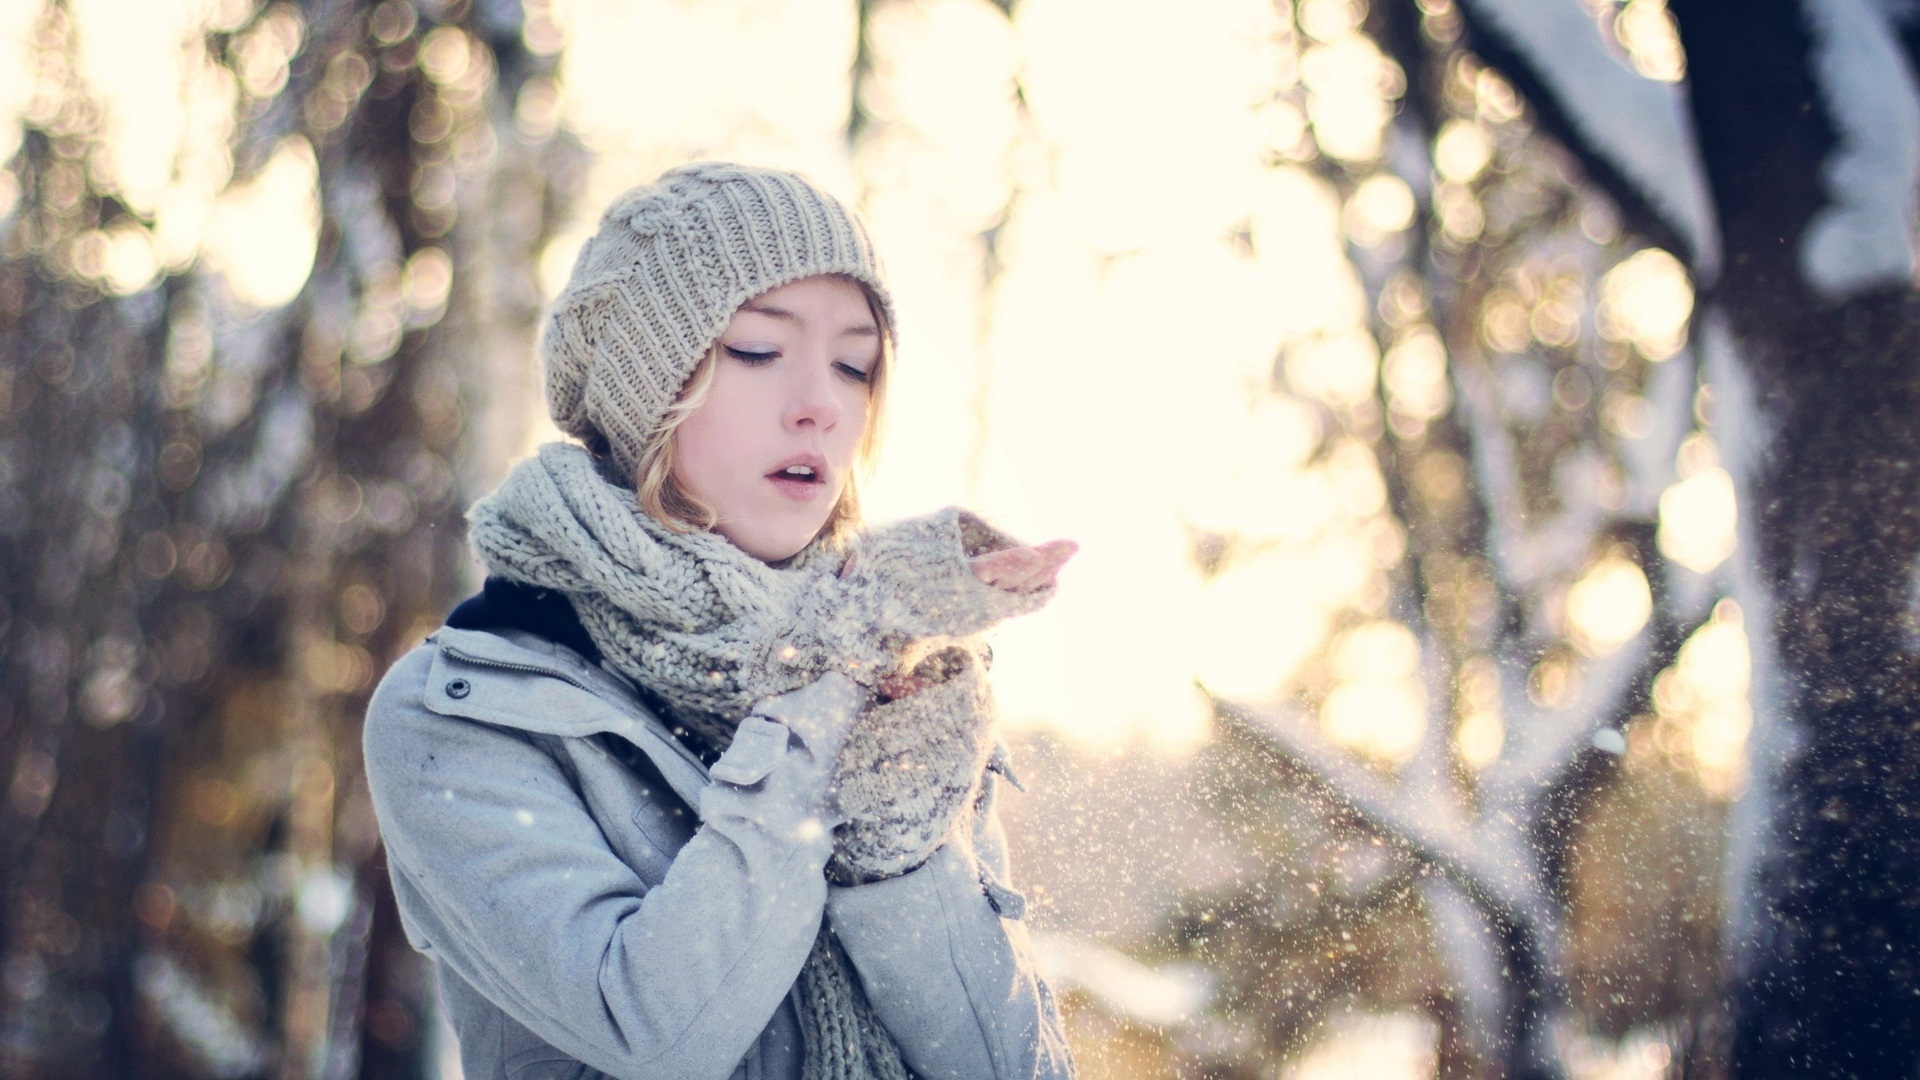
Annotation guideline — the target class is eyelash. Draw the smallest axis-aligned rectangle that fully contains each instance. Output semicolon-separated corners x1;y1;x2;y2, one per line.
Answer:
723;346;873;384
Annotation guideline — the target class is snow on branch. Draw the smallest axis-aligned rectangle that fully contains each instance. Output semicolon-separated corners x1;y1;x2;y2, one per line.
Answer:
1798;0;1920;298
1699;309;1798;966
1460;0;1720;277
1453;361;1606;591
1420;877;1507;1065
1452;360;1532;591
1211;696;1549;927
1481;628;1654;807
1400;628;1469;810
1618;345;1696;516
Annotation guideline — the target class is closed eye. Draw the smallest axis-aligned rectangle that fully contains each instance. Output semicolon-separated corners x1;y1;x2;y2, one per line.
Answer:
835;362;873;384
724;345;777;365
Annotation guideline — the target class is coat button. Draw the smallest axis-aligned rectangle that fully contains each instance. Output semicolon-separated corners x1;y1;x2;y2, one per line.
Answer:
445;678;471;699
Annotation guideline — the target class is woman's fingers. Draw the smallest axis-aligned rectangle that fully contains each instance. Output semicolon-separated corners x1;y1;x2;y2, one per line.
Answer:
975;545;1052;588
1009;540;1076;590
1034;538;1078;568
969;546;1036;587
970;539;1078;592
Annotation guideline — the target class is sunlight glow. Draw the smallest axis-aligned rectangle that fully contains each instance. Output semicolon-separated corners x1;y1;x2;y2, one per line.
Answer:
1598;247;1693;361
1178;395;1326;540
1193;555;1334;703
0;0;247;285
1658;466;1736;574
1345;172;1415;245
1565;1028;1676;1080
66;0;233;214
1332;619;1419;682
1434;118;1492;183
0;0;1668;758
92;219;159;295
1381;324;1451;421
1566;553;1652;656
1454;655;1504;769
1649;600;1751;798
1032;932;1213;1027
202;135;319;308
1287;329;1381;409
1611;0;1686;84
1296;0;1362;43
0;0;41;165
546;0;861;308
1253;165;1370;335
1300;32;1397;163
1320;621;1426;764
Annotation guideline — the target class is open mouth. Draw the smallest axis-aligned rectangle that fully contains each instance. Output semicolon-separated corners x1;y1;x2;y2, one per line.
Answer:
766;456;829;500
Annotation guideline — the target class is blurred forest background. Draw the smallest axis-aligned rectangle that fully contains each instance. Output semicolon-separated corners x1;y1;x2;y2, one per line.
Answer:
2;0;1918;1077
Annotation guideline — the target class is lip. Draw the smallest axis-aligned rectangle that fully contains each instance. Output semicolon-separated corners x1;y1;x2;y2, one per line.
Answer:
764;451;831;503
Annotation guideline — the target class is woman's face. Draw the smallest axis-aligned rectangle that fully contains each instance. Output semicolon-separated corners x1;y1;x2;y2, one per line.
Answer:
672;275;880;562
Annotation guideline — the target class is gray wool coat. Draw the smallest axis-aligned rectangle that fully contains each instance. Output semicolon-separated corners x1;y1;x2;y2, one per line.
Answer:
363;624;1076;1080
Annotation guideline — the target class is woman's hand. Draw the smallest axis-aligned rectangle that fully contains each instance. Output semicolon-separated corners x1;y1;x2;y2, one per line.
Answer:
969;539;1077;593
870;541;1073;700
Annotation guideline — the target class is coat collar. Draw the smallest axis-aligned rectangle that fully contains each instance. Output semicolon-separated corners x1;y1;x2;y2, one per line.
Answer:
426;625;712;808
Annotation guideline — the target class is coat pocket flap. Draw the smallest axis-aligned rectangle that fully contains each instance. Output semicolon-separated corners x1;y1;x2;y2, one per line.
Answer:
709;716;789;786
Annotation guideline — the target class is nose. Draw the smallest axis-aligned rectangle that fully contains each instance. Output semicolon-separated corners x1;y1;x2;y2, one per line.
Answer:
782;355;841;433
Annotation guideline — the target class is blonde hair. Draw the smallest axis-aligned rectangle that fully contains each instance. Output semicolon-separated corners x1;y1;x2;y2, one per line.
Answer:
633;276;892;549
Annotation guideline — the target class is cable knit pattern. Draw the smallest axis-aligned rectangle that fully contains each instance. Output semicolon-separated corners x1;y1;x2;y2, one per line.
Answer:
542;162;895;480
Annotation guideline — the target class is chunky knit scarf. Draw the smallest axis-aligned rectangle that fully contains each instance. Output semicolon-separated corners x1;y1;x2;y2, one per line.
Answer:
466;442;1050;1080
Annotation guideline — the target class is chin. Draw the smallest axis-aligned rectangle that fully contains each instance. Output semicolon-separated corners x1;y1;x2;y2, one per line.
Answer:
720;519;828;564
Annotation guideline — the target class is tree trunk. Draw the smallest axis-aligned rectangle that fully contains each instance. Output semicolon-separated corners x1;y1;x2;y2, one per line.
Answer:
1671;1;1920;1072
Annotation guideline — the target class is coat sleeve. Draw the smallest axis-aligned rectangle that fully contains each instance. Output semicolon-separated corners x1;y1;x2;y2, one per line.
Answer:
363;645;863;1080
825;760;1078;1079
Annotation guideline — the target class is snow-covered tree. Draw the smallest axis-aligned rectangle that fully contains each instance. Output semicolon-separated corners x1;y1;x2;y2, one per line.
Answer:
1199;0;1920;1074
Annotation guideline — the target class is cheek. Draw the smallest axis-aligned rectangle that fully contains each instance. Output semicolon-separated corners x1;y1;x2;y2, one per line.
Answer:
833;388;873;459
672;407;749;496
671;370;772;488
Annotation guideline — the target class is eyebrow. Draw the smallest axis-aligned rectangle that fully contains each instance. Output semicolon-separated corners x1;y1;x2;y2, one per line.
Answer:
739;301;880;338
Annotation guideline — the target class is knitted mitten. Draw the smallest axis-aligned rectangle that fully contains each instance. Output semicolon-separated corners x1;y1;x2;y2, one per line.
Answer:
826;644;996;885
774;508;1052;692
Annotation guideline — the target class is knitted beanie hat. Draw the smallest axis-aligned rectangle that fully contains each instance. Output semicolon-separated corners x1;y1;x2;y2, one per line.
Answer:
541;161;895;482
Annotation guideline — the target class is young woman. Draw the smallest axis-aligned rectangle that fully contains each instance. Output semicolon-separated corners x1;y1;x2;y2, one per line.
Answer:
364;161;1078;1079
